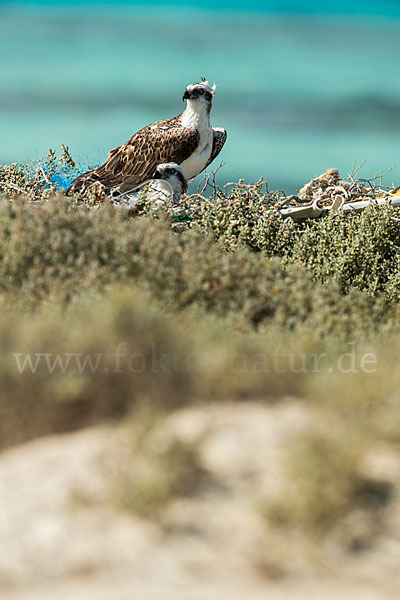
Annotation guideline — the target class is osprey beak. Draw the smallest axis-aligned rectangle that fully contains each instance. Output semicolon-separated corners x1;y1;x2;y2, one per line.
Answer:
152;170;163;179
182;90;191;101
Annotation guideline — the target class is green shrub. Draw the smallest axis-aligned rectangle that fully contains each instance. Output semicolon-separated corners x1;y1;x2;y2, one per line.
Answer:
186;192;400;301
0;288;195;448
0;199;394;341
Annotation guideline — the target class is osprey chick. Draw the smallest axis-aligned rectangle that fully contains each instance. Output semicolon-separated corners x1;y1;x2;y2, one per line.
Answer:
112;162;187;208
67;79;227;195
148;162;187;204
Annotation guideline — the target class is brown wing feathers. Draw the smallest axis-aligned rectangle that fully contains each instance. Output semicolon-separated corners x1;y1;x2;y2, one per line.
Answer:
204;128;227;171
67;116;200;194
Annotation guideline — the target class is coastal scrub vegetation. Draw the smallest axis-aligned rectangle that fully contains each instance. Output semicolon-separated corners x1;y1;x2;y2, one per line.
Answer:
1;151;400;552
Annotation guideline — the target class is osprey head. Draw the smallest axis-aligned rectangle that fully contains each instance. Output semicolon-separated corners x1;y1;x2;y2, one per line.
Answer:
182;78;216;104
152;163;188;195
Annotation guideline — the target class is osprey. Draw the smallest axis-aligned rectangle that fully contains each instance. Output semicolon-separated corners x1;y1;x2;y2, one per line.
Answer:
67;79;227;195
147;162;187;204
112;162;187;208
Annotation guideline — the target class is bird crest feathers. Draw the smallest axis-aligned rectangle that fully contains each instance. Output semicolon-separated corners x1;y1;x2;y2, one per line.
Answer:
200;77;217;95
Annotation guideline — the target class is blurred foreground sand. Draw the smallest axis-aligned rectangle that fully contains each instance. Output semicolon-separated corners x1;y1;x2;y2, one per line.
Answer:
1;401;399;600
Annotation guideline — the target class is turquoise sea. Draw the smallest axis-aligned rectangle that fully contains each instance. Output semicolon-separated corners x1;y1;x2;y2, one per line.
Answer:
1;1;400;191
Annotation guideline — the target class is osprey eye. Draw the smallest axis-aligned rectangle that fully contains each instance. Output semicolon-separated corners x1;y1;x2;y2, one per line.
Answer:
168;168;176;174
197;88;204;95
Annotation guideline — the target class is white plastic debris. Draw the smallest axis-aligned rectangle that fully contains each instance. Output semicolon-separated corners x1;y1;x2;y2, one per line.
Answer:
278;191;400;221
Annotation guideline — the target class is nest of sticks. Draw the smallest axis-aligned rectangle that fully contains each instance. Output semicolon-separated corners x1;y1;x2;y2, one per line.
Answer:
281;164;400;211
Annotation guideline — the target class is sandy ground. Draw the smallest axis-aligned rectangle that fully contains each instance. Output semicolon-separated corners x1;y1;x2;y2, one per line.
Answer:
1;401;399;599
